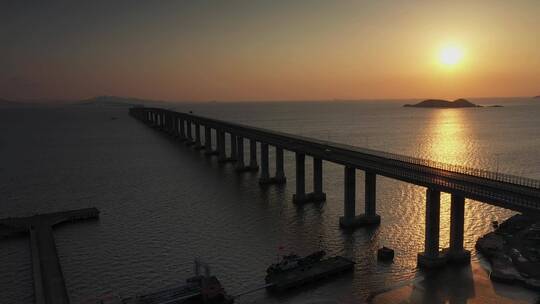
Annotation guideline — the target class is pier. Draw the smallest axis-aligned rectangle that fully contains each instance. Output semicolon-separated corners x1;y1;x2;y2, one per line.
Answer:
0;208;100;304
130;107;540;268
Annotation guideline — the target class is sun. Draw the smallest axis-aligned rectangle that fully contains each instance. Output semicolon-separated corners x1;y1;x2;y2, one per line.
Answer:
439;45;464;66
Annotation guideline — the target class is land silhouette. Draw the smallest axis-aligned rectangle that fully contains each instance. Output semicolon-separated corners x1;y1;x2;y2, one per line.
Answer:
404;98;480;108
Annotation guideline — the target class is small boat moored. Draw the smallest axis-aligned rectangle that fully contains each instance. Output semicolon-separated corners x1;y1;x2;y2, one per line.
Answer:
265;250;354;292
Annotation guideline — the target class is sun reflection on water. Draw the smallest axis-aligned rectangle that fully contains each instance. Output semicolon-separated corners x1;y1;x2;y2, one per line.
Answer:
424;109;469;165
420;109;471;249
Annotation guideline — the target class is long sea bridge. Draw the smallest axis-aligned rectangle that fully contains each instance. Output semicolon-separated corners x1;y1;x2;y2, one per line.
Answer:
130;107;540;268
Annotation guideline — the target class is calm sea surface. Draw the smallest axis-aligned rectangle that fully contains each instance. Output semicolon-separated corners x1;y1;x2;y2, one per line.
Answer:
1;98;539;303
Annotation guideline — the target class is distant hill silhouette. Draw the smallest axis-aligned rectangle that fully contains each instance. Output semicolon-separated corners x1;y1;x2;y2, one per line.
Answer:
0;98;21;107
534;95;540;98
76;96;151;107
404;98;480;108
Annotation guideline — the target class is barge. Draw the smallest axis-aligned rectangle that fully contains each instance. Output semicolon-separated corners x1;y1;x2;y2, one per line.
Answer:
265;251;354;292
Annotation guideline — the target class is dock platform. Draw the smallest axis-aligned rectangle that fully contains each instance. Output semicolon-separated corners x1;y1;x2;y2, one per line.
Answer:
0;208;100;304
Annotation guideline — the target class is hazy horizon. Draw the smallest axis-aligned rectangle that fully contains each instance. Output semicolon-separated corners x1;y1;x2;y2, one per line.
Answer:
2;1;539;101
1;94;539;104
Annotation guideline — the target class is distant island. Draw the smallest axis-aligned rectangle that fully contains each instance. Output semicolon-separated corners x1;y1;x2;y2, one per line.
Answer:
404;98;480;108
77;95;150;107
534;96;540;98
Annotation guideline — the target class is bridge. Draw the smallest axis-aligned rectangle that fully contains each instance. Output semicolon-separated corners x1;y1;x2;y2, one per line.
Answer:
129;107;540;268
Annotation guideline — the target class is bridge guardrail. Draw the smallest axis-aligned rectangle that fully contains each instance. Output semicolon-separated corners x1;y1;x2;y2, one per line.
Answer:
351;146;540;190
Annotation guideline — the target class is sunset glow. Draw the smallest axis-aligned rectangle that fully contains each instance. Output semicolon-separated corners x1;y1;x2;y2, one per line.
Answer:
439;46;464;66
1;1;539;101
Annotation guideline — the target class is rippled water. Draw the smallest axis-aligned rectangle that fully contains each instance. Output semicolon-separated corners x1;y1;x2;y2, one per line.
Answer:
1;98;539;303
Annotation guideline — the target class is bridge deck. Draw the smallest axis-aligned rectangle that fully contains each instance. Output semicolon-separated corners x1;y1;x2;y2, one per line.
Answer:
139;108;540;213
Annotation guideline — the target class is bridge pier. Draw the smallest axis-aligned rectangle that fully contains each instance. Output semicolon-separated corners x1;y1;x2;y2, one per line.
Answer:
340;169;381;228
357;171;381;225
218;133;236;163
244;139;259;170
185;120;195;146
217;130;227;162
157;113;163;130
179;119;186;141
259;146;287;185
235;137;258;171
204;126;211;151
235;136;246;170
259;143;270;184
152;112;157;127
193;123;203;149
154;112;158;127
446;194;471;264
165;114;172;133
340;166;359;227
418;188;447;268
171;116;178;137
305;158;326;202
229;135;237;161
204;127;219;155
293;152;307;203
274;147;286;184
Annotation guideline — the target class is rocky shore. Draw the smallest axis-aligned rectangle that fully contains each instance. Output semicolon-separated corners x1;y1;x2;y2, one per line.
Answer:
476;214;540;291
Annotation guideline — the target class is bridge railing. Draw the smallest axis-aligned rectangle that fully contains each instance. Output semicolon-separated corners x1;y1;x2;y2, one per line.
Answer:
343;145;540;190
392;164;539;209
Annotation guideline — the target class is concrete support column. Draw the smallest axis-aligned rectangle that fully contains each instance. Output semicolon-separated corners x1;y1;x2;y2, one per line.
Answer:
249;139;259;169
418;188;447;268
229;134;237;161
355;171;381;225
447;194;471;263
313;158;323;194
172;116;178;136
365;172;376;215
193;123;203;149
259;143;270;183
340;166;357;227
306;158;326;202
204;126;212;150
235;136;245;169
179;119;186;141
292;153;306;203
217;130;226;162
274;147;286;183
185;120;194;145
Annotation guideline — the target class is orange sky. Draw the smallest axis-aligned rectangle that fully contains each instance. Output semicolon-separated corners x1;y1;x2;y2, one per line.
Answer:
1;1;539;101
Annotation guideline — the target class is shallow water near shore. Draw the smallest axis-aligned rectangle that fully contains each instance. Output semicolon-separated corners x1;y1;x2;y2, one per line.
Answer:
1;98;539;303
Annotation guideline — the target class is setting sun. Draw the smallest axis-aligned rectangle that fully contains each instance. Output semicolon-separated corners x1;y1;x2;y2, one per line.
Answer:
439;45;464;66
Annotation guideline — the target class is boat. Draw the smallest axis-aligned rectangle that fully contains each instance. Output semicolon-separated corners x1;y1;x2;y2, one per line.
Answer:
265;251;354;291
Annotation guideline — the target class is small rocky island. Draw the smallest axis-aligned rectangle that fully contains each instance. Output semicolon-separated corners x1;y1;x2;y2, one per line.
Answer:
404;98;480;108
476;214;540;291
